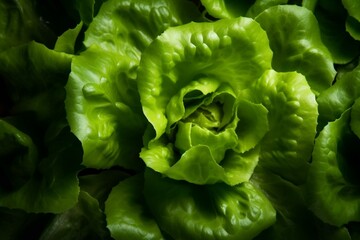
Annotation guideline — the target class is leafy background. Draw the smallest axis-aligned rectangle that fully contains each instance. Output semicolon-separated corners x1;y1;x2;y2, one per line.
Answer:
1;0;360;239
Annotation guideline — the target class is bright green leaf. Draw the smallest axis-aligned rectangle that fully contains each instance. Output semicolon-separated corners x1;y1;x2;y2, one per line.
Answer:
255;5;336;95
249;70;318;184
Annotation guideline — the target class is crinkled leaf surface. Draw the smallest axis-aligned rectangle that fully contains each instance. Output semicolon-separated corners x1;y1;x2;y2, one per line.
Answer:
138;17;272;139
144;169;276;240
255;5;336;95
248;70;318;184
65;0;201;169
66;46;147;169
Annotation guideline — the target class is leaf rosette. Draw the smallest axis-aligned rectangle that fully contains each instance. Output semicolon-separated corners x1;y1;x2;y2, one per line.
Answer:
138;17;318;186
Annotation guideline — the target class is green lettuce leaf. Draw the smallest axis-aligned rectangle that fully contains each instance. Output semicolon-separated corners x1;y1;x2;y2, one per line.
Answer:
200;0;255;19
251;167;317;240
54;22;84;54
343;0;360;41
247;70;318;184
0;121;82;213
138;17;272;138
0;120;38;192
313;0;360;64
38;191;111;240
0;41;73;124
245;0;288;18
0;37;82;214
138;16;273;185
0;207;52;240
144;169;276;240
307;107;360;226
317;61;360;129
0;0;56;52
343;0;360;25
78;168;130;210
66;46;147;169
65;0;202;169
105;174;164;240
255;5;336;95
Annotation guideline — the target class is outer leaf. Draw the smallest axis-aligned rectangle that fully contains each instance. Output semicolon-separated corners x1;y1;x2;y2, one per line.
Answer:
255;5;336;94
0;0;55;52
144;169;276;240
0;125;82;213
314;0;360;64
317;62;360;128
83;0;202;52
252;166;353;240
346;16;360;41
245;0;288;18
66;46;147;169
200;0;255;19
302;0;318;12
307;109;360;226
343;0;360;40
78;169;130;210
248;70;318;184
0;207;52;240
351;98;360;139
342;0;360;22
54;22;84;54
0;120;37;192
0;41;73;124
251;166;318;240
0;40;82;213
105;174;164;240
65;0;201;169
39;191;111;240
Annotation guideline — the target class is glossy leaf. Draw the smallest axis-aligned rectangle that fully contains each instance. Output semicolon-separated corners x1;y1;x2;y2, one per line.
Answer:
200;0;255;19
248;70;318;184
255;5;336;95
105;174;164;240
144;169;276;240
65;0;201;169
307;109;360;226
